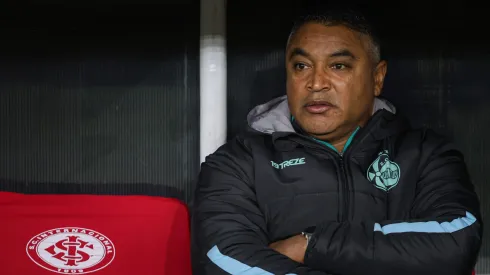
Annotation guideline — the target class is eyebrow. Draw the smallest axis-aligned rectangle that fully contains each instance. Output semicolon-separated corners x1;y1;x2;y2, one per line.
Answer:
288;47;358;60
289;48;310;60
330;49;358;59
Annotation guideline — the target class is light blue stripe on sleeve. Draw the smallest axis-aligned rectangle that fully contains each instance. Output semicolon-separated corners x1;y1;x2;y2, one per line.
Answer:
207;245;297;275
374;211;477;235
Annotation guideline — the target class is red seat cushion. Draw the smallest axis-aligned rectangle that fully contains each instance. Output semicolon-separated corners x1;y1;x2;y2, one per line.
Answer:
0;191;192;275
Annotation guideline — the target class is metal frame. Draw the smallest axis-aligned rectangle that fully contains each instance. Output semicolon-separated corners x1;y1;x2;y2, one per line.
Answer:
200;0;227;163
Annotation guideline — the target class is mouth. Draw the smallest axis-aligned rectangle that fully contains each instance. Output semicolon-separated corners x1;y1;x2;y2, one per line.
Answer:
304;100;335;114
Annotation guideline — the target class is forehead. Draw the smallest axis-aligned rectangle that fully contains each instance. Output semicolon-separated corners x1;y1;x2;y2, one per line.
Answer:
287;23;369;57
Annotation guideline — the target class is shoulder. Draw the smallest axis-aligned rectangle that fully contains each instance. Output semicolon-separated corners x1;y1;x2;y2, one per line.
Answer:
404;127;462;156
398;127;466;177
205;128;267;162
200;129;270;183
397;127;460;154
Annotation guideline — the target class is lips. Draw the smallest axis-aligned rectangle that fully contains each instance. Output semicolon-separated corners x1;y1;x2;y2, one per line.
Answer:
304;100;334;114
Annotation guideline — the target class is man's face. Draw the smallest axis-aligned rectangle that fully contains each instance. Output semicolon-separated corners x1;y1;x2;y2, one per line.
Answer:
286;23;387;141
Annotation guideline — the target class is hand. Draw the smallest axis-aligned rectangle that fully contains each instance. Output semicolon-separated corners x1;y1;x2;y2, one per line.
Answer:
269;234;308;264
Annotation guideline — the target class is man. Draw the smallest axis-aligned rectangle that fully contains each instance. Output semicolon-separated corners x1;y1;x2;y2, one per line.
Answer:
191;7;482;275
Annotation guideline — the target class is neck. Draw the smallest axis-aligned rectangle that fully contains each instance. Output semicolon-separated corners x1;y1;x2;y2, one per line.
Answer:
313;125;360;153
291;118;360;154
321;133;351;152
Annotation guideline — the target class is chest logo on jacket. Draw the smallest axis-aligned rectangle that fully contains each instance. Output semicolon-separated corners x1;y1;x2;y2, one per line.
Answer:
367;150;401;191
271;157;306;170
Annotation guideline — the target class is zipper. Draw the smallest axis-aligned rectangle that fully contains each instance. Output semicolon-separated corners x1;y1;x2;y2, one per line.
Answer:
295;138;351;222
338;152;348;221
276;109;390;223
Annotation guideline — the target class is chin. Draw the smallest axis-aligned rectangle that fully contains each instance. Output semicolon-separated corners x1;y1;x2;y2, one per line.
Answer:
304;125;336;137
310;130;336;138
296;115;338;133
307;121;337;133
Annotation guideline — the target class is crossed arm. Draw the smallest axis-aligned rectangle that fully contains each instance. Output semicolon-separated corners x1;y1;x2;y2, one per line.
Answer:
191;137;482;275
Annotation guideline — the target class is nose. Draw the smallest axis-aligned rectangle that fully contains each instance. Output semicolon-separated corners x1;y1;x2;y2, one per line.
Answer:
307;67;331;92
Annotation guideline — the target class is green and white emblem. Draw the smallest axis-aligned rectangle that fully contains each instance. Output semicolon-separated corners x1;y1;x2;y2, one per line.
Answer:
366;150;401;191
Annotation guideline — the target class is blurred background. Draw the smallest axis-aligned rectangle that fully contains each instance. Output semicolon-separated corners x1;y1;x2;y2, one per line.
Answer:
1;0;489;272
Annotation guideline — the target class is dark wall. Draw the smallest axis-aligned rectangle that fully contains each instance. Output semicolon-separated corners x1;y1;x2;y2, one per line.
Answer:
0;4;200;202
227;1;490;272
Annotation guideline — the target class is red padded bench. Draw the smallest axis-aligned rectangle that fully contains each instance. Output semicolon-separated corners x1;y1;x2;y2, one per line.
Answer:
0;191;192;275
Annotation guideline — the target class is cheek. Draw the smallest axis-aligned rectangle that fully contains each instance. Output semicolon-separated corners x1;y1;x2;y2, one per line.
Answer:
286;82;296;101
336;73;370;104
330;78;351;107
287;80;306;101
286;73;296;92
286;84;301;115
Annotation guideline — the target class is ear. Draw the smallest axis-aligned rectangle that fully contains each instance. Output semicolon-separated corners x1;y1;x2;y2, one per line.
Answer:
373;60;387;97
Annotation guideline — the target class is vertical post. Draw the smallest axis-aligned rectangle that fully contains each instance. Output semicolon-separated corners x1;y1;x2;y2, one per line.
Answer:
200;0;227;164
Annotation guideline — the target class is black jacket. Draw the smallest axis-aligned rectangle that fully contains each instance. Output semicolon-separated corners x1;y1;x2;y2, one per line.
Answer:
191;96;482;275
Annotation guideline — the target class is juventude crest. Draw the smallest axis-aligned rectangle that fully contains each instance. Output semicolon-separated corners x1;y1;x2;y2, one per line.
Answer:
366;150;401;191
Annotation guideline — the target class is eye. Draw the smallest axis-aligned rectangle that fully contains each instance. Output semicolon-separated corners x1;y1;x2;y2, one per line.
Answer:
332;63;348;70
293;63;309;71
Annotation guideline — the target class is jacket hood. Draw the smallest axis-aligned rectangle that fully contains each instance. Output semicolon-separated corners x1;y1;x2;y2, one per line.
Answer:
247;95;398;135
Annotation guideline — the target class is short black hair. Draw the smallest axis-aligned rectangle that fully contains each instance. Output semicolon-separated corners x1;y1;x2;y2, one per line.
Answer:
287;5;381;63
